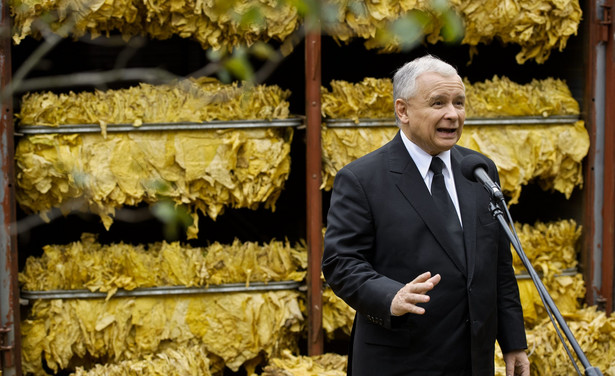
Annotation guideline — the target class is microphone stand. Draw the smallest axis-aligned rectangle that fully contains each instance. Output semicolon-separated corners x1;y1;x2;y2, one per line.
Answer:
488;197;603;376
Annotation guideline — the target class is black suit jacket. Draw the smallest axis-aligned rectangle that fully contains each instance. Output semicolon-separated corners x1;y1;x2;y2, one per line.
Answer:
322;132;527;375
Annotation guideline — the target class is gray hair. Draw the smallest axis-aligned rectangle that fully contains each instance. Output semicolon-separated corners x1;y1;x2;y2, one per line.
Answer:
393;55;462;125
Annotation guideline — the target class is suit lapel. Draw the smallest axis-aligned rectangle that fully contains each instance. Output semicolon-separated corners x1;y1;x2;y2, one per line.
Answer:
451;147;477;284
388;133;467;276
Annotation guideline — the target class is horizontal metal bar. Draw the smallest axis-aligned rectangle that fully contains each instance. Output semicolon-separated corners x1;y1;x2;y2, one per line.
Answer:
465;115;581;125
515;267;579;280
324;115;581;128
16;117;305;135
20;281;303;301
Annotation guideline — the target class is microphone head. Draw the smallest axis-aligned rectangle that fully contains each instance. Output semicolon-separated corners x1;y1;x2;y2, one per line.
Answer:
460;154;489;182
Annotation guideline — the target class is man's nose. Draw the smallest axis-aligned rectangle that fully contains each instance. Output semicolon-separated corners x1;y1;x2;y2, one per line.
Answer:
443;103;460;120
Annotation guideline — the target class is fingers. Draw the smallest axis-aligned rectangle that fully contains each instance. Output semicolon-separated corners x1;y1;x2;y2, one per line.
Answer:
391;271;441;316
391;292;427;316
505;361;514;376
503;350;530;376
408;272;441;294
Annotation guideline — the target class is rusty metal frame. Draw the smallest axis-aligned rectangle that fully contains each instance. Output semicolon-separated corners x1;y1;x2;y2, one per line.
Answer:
1;0;22;373
305;26;324;355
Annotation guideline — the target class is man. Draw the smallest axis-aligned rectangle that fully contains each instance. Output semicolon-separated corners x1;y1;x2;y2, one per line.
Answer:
322;55;530;376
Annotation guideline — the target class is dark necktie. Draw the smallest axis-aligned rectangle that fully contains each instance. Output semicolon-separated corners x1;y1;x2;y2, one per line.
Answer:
429;157;465;262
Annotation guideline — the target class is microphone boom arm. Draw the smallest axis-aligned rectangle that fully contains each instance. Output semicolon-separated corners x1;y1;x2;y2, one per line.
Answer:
488;200;603;376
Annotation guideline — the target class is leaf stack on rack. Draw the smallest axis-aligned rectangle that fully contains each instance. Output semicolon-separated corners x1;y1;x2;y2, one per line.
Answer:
322;0;581;64
320;76;590;205
10;0;581;63
19;234;308;375
257;349;348;376
10;0;301;51
15;77;296;238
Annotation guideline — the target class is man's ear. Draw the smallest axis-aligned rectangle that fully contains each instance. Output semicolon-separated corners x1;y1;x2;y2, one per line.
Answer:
395;98;409;124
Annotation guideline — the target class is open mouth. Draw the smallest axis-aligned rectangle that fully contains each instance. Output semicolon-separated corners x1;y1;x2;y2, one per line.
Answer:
437;128;457;134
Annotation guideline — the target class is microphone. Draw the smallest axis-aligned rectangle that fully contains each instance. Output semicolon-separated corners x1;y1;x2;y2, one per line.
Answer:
460;154;504;200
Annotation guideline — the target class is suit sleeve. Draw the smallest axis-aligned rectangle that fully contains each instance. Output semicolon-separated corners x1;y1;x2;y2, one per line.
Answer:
322;166;404;328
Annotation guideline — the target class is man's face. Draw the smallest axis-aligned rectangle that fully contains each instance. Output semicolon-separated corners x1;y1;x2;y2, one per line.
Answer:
395;71;466;156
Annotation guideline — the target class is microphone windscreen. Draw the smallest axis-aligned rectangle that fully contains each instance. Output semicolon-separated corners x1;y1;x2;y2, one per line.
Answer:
460;154;489;182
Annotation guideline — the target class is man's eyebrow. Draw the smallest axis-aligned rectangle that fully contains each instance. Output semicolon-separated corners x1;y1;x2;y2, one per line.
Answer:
429;94;447;101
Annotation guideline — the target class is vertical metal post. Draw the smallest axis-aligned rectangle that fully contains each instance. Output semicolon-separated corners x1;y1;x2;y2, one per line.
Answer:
600;0;615;313
584;0;604;309
305;22;323;354
0;0;22;374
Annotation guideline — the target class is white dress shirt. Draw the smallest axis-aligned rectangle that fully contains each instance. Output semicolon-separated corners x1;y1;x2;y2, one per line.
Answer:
399;131;462;225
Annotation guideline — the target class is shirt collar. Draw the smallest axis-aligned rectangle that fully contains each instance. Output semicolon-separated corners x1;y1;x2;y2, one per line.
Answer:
399;130;453;178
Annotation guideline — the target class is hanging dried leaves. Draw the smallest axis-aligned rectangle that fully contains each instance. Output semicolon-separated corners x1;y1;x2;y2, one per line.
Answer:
463;76;580;118
17;77;292;127
320;77;588;205
459;121;589;204
10;0;301;51
15;126;293;238
259;349;347;376
21;291;303;375
10;0;580;63
495;306;615;375
71;342;213;376
19;234;307;295
321;287;355;339
15;78;294;237
320;78;393;122
321;75;580;121
324;0;581;64
451;0;582;64
513;219;582;275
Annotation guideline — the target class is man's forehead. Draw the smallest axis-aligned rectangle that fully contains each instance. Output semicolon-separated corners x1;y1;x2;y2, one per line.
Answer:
421;83;465;98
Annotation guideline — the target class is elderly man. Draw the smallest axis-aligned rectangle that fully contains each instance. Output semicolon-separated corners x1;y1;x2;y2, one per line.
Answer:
322;55;530;376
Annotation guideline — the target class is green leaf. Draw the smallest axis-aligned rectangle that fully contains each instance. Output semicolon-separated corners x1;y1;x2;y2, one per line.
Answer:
224;56;254;82
285;0;317;17
151;200;193;241
389;13;426;50
236;5;265;29
250;41;277;60
440;9;465;43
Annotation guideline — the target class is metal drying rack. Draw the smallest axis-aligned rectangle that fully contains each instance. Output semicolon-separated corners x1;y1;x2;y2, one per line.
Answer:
323;115;581;128
15;117;305;135
20;281;304;303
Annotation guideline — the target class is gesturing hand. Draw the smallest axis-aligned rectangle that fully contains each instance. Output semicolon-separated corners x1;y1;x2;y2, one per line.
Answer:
390;271;441;316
